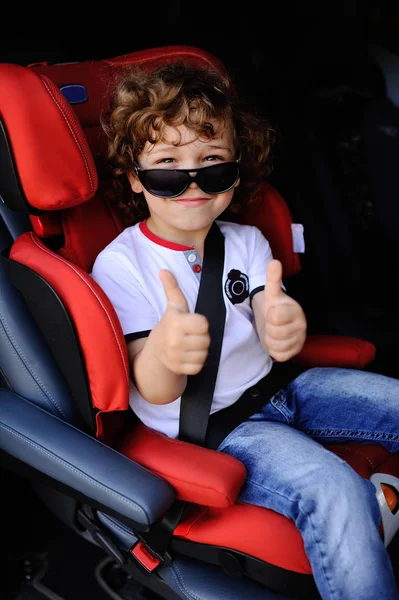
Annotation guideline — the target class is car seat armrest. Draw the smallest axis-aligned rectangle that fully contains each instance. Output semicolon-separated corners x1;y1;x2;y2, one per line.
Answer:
0;389;176;530
118;424;247;508
292;334;376;368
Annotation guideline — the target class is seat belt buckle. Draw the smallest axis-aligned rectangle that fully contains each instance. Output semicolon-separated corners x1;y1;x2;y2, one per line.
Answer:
130;538;172;572
130;500;186;571
131;541;161;572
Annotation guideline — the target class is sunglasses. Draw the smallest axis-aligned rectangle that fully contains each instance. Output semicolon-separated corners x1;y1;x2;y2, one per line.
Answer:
133;160;240;199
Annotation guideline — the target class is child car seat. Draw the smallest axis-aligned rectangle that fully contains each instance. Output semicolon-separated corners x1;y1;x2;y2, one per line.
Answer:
0;45;398;600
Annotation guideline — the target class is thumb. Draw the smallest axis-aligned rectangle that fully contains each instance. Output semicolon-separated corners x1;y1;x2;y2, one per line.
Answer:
265;259;284;304
159;270;190;313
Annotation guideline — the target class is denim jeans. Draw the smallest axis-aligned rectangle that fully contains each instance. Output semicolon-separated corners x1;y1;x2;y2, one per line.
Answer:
217;367;399;600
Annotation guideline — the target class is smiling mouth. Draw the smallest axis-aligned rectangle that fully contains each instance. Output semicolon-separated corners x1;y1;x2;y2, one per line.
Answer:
173;198;211;206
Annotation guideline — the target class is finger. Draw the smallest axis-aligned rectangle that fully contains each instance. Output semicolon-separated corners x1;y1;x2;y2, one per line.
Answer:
266;303;298;327
167;347;209;367
159;269;189;313
264;336;302;354
182;349;209;363
180;362;206;375
265;321;305;341
265;260;284;301
182;334;211;351
180;313;209;335
270;349;300;363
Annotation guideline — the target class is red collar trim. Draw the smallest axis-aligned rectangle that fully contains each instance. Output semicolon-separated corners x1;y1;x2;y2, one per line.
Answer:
139;220;194;251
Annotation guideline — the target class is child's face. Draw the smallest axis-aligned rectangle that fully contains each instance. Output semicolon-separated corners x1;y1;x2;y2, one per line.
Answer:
128;121;239;241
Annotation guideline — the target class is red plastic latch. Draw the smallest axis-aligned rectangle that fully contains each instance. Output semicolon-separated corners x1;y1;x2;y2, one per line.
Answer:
131;541;161;572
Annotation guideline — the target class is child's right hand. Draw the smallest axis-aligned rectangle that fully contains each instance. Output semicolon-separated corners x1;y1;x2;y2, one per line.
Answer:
157;270;210;375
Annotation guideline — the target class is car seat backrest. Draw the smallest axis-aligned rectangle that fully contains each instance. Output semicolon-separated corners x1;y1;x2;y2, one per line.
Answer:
0;62;131;438
0;46;302;442
237;182;301;277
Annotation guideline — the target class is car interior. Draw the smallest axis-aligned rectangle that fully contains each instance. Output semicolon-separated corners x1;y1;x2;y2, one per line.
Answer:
1;3;399;600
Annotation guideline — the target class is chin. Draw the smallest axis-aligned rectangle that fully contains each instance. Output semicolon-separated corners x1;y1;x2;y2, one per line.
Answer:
177;218;214;232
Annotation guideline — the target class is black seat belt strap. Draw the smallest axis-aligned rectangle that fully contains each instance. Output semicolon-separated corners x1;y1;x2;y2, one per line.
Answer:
178;222;226;446
130;223;226;570
131;223;225;569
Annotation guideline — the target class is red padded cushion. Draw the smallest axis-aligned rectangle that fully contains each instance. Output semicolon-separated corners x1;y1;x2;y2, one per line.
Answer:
294;334;376;368
174;444;399;574
57;192;125;272
118;424;247;508
29;214;63;238
10;232;129;414
239;181;302;278
325;443;397;479
175;501;311;574
0;64;97;210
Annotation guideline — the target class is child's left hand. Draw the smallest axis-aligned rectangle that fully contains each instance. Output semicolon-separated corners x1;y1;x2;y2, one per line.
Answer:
262;259;307;362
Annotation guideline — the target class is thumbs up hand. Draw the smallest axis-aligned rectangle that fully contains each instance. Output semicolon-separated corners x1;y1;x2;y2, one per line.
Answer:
157;270;210;375
263;260;307;362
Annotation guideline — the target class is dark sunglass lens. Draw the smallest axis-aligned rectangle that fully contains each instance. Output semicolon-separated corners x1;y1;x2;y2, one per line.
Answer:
198;163;239;194
142;170;189;198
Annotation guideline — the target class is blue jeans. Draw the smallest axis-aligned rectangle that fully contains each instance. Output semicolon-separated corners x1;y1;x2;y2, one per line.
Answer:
217;367;399;600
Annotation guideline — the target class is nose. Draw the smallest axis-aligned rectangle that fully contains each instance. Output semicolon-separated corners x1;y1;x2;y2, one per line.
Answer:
188;179;200;189
185;170;200;190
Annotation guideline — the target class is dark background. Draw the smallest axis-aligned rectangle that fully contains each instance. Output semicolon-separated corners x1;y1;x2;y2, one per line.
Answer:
2;2;395;91
2;1;399;359
1;3;399;598
3;0;398;369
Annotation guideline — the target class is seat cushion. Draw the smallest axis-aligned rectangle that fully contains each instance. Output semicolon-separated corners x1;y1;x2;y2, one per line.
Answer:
119;423;399;575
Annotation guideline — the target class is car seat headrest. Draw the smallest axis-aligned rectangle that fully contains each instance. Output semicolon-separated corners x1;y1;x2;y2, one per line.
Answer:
29;45;230;134
0;63;98;213
0;47;229;217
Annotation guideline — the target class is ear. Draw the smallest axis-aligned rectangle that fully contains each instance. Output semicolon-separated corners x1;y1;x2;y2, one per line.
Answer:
234;176;240;189
127;171;144;194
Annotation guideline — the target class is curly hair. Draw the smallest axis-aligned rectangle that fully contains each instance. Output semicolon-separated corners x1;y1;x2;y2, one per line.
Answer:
101;61;276;221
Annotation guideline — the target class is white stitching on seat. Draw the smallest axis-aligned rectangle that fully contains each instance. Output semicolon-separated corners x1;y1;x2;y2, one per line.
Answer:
0;422;148;521
171;563;203;600
29;234;129;384
0;315;69;421
40;77;95;193
99;513;135;536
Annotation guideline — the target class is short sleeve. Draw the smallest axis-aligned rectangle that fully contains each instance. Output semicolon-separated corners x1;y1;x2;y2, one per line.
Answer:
91;252;159;338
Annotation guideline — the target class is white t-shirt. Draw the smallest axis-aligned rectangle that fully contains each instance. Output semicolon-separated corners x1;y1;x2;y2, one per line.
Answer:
91;219;274;438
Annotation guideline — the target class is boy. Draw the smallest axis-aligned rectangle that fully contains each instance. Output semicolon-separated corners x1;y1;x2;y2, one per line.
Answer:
92;62;399;599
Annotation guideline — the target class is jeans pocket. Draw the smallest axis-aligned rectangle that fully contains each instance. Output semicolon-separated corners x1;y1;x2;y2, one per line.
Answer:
269;388;293;424
248;388;293;425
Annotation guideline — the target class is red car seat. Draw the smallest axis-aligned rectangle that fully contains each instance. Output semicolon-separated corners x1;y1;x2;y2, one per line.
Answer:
0;45;398;599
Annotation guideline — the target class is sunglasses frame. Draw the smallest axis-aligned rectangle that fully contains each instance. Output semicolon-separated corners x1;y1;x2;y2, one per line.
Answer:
133;159;240;199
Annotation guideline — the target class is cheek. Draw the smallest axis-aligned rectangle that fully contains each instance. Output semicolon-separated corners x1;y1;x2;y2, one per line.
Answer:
219;189;236;208
144;194;167;214
211;194;234;218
